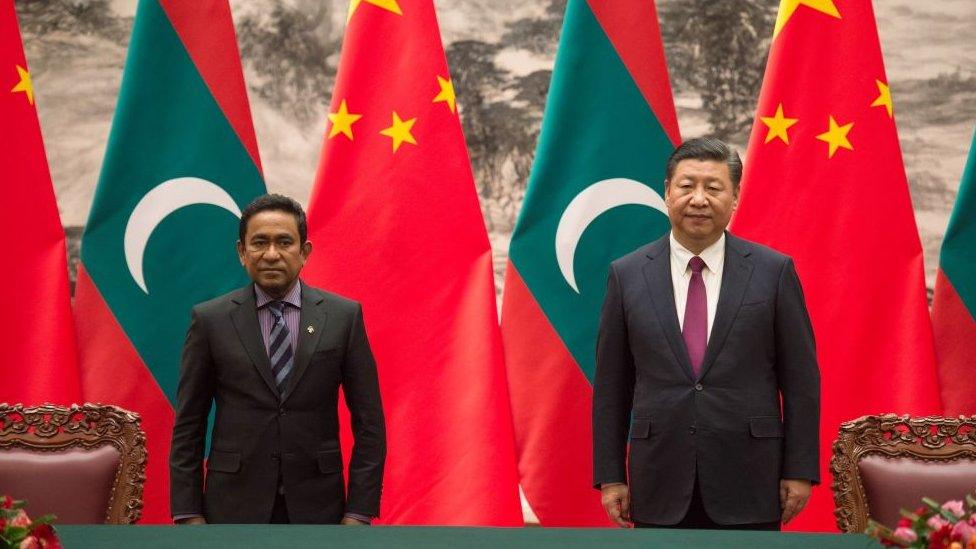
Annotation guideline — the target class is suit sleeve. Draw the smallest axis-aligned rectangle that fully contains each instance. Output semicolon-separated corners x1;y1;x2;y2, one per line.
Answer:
341;304;387;517
169;307;216;517
774;258;821;483
592;263;635;488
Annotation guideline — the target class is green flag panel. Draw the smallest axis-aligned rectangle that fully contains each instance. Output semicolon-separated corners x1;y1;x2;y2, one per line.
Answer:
508;0;674;382
81;0;265;403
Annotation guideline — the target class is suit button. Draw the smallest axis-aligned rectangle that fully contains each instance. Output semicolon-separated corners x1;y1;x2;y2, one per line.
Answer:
279;408;286;416
689;426;697;434
694;383;703;391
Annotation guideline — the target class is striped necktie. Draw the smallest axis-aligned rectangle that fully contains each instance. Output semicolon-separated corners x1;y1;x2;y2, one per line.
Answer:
268;301;294;392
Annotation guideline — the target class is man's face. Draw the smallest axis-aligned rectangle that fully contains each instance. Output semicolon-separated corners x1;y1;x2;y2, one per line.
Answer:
237;210;312;298
664;159;738;251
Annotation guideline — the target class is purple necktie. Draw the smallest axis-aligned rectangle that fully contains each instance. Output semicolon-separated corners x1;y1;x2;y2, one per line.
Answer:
682;256;707;377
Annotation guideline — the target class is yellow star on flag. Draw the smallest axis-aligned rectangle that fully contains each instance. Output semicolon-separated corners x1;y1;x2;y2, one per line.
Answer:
815;115;854;158
348;0;402;21
760;103;799;145
773;0;841;38
11;64;34;105
379;111;417;152
433;75;457;114
870;80;893;119
327;99;362;140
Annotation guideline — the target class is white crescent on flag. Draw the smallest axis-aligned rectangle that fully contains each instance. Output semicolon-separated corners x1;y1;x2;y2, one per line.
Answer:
555;178;668;293
124;177;242;294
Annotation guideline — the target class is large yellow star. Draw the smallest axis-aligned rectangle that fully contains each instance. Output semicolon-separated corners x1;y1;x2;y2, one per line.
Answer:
327;99;362;140
433;75;456;114
379;111;417;152
11;64;33;105
348;0;401;21
760;103;799;145
773;0;841;38
870;80;893;119
815;115;854;158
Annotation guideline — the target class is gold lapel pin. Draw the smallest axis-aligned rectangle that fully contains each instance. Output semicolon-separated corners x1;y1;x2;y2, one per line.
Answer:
307;325;314;334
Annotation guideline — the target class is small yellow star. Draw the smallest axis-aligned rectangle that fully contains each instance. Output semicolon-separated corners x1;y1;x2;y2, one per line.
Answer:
773;0;841;38
327;99;362;140
760;103;799;145
379;111;417;152
348;0;401;21
870;80;893;119
433;75;457;114
815;115;854;159
11;65;33;105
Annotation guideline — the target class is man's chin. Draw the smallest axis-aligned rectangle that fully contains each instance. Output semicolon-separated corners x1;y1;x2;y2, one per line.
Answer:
680;227;714;240
256;280;287;297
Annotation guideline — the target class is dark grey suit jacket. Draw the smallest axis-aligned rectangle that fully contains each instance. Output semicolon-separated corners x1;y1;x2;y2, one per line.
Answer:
170;282;386;523
593;233;820;525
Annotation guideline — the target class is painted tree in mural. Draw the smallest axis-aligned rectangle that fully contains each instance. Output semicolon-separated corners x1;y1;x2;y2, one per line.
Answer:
235;0;338;122
447;39;540;233
659;0;776;140
446;0;565;233
15;0;123;39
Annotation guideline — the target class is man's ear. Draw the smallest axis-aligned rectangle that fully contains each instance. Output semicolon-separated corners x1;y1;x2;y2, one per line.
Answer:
236;240;246;265
664;179;672;205
301;240;313;259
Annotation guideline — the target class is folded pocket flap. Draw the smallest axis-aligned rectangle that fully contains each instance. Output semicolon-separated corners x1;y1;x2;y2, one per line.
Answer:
312;347;341;358
749;417;785;438
207;450;241;473
317;450;343;473
630;418;651;439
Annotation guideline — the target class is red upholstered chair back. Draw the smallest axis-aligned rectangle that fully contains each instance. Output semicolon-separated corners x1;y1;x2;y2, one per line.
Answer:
0;404;147;524
831;414;976;532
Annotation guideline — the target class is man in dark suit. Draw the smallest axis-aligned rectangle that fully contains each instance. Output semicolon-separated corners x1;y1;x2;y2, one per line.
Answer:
170;194;385;525
593;138;820;529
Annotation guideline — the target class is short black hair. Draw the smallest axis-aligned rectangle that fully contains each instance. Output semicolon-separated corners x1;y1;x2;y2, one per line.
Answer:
665;137;743;188
238;194;308;243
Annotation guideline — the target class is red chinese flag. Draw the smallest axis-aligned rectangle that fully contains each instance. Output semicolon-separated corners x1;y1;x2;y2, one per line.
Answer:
730;0;942;531
303;0;522;525
0;0;81;405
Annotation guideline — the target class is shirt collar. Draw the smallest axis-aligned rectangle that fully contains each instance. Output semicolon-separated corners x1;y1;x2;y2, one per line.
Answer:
255;280;302;309
669;232;726;274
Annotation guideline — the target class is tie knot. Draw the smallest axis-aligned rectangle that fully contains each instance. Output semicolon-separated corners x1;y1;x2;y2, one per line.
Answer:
269;301;285;317
688;256;706;274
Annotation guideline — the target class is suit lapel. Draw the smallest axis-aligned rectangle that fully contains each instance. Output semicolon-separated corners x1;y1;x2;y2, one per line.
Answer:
229;285;279;399
699;234;754;380
281;283;327;403
641;238;696;382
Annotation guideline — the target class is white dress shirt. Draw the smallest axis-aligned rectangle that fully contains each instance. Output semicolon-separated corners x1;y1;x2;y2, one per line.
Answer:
669;232;726;342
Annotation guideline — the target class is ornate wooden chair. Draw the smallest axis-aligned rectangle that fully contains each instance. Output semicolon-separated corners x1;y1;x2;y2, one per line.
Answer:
831;414;976;532
0;403;147;524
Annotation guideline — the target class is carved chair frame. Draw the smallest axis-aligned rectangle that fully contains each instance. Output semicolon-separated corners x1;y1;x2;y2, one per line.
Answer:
0;403;147;524
831;414;976;533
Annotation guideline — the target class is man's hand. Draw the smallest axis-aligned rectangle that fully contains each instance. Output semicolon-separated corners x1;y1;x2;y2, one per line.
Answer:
780;479;812;524
175;517;207;525
601;483;632;528
340;516;369;526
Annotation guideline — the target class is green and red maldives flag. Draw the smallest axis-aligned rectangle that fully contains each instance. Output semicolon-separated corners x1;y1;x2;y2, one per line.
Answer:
933;128;976;414
0;0;81;406
303;0;522;525
731;0;942;531
501;0;680;525
74;0;265;522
